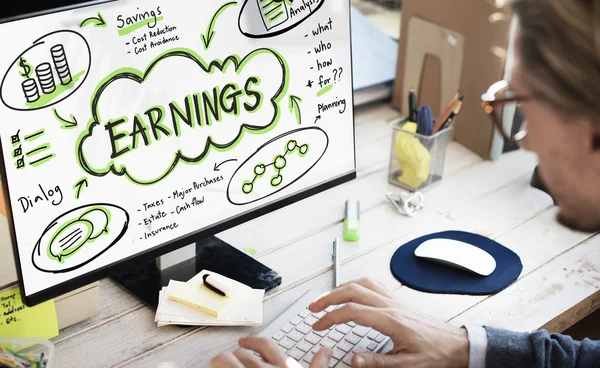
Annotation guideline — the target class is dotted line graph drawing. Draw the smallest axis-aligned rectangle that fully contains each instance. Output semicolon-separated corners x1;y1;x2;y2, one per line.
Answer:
242;140;309;194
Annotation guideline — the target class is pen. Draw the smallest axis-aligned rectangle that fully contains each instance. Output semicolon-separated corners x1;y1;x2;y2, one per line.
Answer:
408;88;417;122
332;237;340;288
202;274;229;297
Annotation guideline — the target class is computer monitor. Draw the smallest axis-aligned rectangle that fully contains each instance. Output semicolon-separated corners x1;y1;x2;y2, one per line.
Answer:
0;0;356;307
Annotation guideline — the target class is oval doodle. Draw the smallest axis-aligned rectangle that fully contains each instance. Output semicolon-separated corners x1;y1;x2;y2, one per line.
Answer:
32;203;129;273
1;30;91;111
238;0;325;38
227;127;329;205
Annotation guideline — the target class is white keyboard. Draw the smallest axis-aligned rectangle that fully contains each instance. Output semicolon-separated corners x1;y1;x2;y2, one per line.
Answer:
257;290;390;367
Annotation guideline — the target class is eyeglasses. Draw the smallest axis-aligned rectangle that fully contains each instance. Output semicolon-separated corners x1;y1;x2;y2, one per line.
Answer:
481;80;531;143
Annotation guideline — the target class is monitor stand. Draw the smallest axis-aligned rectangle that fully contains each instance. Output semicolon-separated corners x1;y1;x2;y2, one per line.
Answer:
110;235;281;309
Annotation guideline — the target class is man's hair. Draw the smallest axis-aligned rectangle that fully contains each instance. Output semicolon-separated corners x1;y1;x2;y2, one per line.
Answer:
511;0;600;120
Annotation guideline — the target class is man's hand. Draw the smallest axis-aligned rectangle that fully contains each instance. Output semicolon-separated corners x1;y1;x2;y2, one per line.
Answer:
209;336;332;368
309;278;470;368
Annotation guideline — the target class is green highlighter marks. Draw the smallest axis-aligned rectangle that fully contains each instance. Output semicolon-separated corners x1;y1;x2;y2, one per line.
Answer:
344;200;360;242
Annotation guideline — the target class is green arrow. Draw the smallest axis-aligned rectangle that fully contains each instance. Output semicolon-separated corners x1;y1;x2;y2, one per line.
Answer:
79;12;107;28
52;108;78;129
73;177;88;200
288;95;302;124
201;2;237;50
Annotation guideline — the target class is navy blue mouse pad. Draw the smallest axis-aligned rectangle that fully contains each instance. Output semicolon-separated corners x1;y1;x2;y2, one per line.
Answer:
390;231;523;295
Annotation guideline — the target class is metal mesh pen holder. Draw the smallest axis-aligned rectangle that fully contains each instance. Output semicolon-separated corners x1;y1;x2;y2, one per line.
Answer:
388;117;452;191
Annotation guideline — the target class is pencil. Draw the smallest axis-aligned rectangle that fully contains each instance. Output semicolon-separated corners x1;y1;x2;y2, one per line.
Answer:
440;100;463;131
433;93;461;133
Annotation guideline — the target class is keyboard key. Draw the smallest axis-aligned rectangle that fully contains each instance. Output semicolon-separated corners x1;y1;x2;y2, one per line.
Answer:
328;359;338;368
329;325;336;330
277;344;288;354
367;341;379;351
345;334;361;345
332;348;346;360
305;333;321;345
296;323;312;335
288;348;305;360
290;316;303;325
288;330;304;342
336;362;351;367
282;324;294;333
272;331;286;341
375;334;386;343
352;326;371;337
320;338;337;348
342;353;354;365
325;305;338;313
328;330;345;342
279;337;295;350
300;361;310;368
336;341;353;353
352;346;368;354
297;340;314;352
299;309;311;318
303;352;315;363
367;331;379;340
312;345;322;354
314;329;329;337
312;311;327;319
335;324;352;334
346;321;357;327
304;316;319;326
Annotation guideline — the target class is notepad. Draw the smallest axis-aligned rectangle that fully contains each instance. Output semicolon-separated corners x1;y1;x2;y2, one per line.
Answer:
156;280;264;327
168;270;253;318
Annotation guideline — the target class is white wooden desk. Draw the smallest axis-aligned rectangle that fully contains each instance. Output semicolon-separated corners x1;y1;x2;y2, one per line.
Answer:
51;102;600;367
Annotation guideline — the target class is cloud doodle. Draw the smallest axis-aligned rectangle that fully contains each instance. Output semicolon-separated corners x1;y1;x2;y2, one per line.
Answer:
76;48;289;185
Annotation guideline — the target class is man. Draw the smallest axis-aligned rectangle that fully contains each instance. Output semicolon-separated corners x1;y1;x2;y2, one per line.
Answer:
211;0;600;366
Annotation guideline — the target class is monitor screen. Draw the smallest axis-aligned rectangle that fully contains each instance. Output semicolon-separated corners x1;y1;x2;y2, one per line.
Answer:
0;0;356;305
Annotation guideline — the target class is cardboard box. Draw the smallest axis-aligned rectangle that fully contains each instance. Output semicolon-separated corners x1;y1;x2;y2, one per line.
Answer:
392;0;511;158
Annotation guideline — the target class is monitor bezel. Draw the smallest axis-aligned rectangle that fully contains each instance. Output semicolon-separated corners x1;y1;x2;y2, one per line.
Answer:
0;0;358;307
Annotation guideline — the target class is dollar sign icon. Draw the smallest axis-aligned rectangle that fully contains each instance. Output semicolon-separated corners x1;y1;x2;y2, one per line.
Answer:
18;57;32;79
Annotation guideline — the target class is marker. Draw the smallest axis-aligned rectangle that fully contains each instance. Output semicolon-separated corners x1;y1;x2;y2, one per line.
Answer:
202;274;231;297
343;200;360;242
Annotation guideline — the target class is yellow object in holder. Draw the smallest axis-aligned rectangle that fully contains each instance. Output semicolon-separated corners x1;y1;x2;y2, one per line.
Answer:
394;122;431;189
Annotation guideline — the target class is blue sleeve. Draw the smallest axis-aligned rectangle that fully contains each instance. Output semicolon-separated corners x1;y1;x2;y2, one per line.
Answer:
485;326;600;367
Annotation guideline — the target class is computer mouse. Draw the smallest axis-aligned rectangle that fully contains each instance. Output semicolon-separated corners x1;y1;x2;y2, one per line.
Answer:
414;238;496;276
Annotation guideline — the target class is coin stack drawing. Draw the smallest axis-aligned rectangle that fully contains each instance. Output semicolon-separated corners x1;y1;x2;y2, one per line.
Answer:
51;44;72;85
35;62;56;95
19;43;72;104
21;77;39;103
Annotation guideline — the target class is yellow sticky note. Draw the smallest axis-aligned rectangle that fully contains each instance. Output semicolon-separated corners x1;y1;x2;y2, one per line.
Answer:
0;286;58;339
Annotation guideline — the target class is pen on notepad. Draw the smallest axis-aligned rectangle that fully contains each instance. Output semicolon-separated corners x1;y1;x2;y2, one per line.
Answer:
202;274;231;297
332;237;340;288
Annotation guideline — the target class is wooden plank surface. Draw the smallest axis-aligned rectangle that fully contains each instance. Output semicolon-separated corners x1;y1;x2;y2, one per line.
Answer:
51;102;600;367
